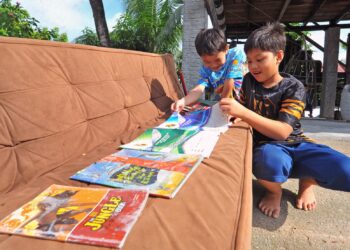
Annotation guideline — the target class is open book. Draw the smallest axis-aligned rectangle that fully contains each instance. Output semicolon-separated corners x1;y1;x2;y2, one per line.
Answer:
71;149;203;198
0;185;148;248
121;102;228;157
157;102;229;132
120;127;220;157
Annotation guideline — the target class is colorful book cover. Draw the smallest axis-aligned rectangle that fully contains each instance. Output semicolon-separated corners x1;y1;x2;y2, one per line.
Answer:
120;128;220;157
120;128;198;153
157;102;229;132
71;149;203;198
0;185;148;248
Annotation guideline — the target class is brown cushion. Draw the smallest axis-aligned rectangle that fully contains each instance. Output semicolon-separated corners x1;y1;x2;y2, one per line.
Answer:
0;37;252;250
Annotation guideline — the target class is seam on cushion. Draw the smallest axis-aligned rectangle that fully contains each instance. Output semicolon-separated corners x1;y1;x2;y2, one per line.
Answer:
0;147;20;194
48;53;72;84
0;53;70;93
126;98;150;109
229;128;246;250
162;55;183;100
8;109;124;145
161;56;172;97
10;121;125;194
72;81;125;118
0;84;68;96
141;55;146;80
0;102;16;146
116;81;127;104
143;76;153;99
230;125;252;250
31;50;71;85
68;79;118;86
0;85;87;145
119;77;150;107
231;126;253;249
126;101;157;128
69;81;88;121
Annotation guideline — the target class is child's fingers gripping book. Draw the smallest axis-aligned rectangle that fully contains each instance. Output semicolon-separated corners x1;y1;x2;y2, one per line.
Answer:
158;101;229;132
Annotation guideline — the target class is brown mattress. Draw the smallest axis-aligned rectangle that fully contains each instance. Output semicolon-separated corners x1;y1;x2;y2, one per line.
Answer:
0;37;252;250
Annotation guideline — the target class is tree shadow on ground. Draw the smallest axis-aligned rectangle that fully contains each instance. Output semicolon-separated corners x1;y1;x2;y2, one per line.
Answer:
252;179;297;231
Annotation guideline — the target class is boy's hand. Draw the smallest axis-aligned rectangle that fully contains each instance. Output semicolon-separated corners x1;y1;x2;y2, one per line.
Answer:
232;117;242;124
171;98;186;112
219;98;246;118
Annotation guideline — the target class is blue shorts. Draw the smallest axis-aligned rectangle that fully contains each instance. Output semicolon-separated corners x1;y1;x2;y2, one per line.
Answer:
253;142;350;192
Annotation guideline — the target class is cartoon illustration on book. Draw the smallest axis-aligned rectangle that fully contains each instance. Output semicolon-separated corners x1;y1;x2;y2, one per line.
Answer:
0;185;149;248
157;102;229;132
19;190;95;237
71;149;203;198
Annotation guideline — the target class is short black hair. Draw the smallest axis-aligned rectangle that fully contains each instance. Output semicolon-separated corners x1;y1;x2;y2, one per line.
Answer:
244;23;286;54
195;28;227;56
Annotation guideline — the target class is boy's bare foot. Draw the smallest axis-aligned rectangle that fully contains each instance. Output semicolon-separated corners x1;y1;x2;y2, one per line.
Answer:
258;189;282;218
296;178;317;211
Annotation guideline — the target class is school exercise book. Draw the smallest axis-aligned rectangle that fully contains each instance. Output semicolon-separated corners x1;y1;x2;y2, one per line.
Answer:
71;149;203;198
0;184;148;248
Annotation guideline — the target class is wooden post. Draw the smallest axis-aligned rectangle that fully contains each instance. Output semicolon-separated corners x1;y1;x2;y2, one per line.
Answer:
320;26;340;119
346;33;350;85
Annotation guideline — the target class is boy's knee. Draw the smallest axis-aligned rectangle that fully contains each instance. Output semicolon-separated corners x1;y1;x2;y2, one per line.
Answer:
321;156;350;192
334;157;350;191
253;144;292;182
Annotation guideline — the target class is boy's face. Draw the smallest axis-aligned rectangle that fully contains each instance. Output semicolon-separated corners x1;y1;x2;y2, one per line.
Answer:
201;47;228;71
246;48;284;85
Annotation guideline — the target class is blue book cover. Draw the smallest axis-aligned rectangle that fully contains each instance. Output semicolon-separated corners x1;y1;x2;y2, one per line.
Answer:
71;149;203;198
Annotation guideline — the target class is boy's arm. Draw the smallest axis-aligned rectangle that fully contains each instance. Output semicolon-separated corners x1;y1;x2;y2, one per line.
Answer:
182;84;206;105
221;78;234;98
220;98;293;140
171;84;205;111
224;48;246;98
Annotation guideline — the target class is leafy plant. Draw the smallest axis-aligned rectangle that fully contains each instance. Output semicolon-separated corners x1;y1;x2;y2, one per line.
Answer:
286;23;311;49
0;0;67;41
74;27;100;46
110;0;183;62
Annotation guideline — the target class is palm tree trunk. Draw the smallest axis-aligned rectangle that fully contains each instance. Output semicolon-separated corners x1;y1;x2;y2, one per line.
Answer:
89;0;111;47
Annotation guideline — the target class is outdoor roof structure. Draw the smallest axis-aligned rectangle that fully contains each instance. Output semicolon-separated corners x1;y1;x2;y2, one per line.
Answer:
205;0;350;40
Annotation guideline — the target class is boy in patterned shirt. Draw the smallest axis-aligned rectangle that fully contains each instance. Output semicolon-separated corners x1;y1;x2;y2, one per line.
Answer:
171;28;245;111
220;23;350;218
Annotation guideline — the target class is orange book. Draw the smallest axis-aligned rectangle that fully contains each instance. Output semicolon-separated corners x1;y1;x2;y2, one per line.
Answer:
0;185;148;248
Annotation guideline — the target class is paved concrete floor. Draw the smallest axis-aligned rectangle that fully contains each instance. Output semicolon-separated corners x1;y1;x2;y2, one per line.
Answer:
252;119;350;250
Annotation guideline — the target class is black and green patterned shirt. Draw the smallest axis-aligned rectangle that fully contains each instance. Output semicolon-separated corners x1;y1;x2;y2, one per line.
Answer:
240;72;313;146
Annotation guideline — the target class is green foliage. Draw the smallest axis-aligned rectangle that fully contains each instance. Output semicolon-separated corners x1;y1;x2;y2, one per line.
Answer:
0;0;67;41
340;42;347;51
109;13;138;49
111;0;183;64
74;27;100;46
74;0;183;68
286;23;311;49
